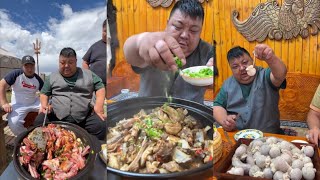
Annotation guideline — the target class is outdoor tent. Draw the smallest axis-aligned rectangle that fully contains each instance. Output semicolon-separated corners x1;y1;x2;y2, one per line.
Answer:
0;48;21;80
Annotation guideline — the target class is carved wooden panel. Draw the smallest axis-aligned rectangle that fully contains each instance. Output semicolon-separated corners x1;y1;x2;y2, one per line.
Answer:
232;0;320;42
147;0;207;8
279;73;320;121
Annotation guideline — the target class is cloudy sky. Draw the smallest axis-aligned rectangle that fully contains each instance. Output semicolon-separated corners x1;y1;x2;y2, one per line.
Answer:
0;0;106;74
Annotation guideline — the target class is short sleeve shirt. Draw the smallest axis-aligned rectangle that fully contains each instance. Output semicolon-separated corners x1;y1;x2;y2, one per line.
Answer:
83;40;106;85
4;69;43;105
310;84;320;112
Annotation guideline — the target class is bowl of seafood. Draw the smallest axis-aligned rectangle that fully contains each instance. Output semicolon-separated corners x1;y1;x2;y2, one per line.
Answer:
106;96;214;178
13;121;96;180
214;137;320;180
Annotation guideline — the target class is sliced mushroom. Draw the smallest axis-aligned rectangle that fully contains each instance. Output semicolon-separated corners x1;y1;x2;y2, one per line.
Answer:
164;122;182;135
246;65;256;76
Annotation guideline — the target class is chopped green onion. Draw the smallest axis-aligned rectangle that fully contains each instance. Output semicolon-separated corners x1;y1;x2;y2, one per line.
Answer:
174;55;183;69
184;68;213;78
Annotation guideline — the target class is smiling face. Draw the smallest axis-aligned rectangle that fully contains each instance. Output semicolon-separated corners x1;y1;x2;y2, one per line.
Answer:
165;9;203;57
59;56;77;77
229;54;256;84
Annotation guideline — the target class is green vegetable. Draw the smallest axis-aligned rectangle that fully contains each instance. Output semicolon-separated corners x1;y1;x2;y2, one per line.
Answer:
144;117;153;128
184;68;213;78
145;128;163;139
174;55;183;69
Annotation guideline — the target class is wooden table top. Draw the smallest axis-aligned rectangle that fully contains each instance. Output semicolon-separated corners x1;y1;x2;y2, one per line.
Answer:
216;127;309;145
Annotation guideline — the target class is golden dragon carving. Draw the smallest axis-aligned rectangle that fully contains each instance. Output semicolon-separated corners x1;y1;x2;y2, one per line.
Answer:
232;0;320;42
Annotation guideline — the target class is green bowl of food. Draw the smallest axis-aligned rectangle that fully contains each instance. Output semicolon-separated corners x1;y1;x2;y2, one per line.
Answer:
180;66;214;86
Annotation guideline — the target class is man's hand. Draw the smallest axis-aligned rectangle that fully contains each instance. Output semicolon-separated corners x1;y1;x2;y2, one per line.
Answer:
1;103;12;113
254;44;275;62
222;115;237;131
307;127;320;146
206;57;214;66
125;32;186;71
94;105;106;121
39;104;52;114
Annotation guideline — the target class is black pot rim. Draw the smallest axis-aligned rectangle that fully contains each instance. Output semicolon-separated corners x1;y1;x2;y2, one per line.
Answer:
13;121;97;180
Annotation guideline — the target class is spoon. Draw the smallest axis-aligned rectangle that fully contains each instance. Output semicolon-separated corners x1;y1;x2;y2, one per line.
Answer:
246;51;257;76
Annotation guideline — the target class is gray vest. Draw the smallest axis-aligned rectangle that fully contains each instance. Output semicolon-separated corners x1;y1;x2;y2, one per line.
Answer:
50;68;94;122
223;67;281;133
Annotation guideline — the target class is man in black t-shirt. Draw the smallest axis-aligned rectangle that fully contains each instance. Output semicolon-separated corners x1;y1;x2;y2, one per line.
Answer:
82;19;107;85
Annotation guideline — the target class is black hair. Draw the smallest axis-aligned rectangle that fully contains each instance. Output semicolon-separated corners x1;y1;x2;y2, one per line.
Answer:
169;0;204;23
227;46;251;61
59;47;77;58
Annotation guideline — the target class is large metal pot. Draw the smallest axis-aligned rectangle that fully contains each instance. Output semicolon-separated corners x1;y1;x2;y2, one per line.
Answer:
13;121;97;180
107;96;214;179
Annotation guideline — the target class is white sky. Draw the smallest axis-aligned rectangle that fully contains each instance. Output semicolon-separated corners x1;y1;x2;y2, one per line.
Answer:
0;4;106;74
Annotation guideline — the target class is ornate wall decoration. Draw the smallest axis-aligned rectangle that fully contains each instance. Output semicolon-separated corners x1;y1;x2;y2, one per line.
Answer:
232;0;320;42
147;0;207;8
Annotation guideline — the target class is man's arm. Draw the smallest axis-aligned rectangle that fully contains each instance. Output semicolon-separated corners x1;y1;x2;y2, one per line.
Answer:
94;87;106;121
39;77;52;114
39;94;50;114
123;32;185;71
307;109;320;146
123;32;149;68
91;72;106;120
212;88;236;131
82;60;90;69
254;44;287;87
0;79;11;113
307;109;320;130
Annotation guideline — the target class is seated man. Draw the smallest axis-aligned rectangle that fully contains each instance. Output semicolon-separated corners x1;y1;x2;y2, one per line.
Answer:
123;0;214;104
306;84;320;146
34;47;106;140
213;44;287;134
0;55;43;135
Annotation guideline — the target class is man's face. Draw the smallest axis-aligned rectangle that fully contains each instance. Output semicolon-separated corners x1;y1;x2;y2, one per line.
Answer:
165;10;203;57
59;56;77;77
229;54;255;84
22;64;35;77
102;27;107;42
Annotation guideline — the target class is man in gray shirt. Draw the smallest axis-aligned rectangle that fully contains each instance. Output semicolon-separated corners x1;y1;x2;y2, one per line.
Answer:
123;0;213;104
213;44;287;134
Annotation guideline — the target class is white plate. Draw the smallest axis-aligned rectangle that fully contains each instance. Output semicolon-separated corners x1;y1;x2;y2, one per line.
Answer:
234;129;263;141
180;66;214;86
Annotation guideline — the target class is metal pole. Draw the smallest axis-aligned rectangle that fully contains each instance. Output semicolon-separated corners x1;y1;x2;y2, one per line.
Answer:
33;39;41;75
